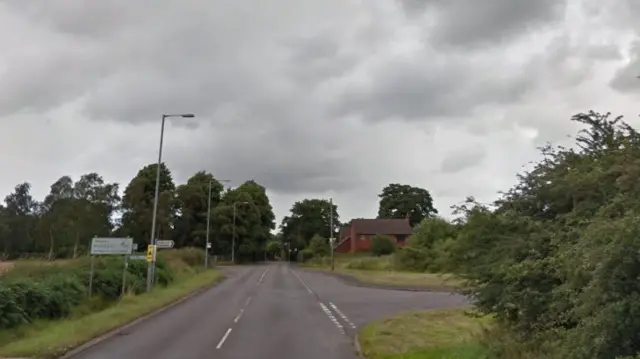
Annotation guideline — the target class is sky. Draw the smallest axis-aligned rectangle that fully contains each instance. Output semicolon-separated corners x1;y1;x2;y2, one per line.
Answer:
0;0;639;226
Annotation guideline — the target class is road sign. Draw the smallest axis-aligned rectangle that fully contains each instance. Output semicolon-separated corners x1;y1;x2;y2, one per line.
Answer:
156;240;175;249
91;237;133;255
130;255;146;261
146;245;156;262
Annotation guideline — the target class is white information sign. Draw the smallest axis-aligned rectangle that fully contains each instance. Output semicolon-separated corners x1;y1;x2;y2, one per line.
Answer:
90;237;133;255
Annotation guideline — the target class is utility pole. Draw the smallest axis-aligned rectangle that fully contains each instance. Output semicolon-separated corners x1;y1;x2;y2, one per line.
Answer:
330;197;335;272
205;178;230;269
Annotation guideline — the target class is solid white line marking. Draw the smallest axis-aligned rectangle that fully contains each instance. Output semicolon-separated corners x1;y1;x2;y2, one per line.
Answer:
292;269;313;294
216;328;232;349
234;309;244;323
329;302;357;329
258;268;269;284
245;297;252;306
319;302;345;334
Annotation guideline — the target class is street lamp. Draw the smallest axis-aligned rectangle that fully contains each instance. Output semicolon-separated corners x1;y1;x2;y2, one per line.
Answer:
147;113;195;292
205;178;230;268
232;201;249;264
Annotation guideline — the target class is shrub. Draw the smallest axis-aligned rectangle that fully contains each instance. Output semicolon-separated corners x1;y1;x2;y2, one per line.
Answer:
345;255;394;270
308;235;330;257
298;249;314;262
371;235;396;256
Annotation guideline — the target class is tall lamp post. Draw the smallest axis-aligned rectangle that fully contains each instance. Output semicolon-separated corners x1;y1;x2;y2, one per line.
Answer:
232;201;249;264
205;178;230;268
147;113;195;292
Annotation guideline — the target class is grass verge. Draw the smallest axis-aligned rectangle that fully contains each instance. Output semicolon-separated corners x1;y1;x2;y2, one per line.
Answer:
307;267;461;291
0;269;223;359
358;307;492;359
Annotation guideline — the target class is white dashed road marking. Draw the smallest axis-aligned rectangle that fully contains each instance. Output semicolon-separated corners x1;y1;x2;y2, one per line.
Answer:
234;309;244;323
329;302;357;329
216;328;232;349
319;302;345;334
292;269;314;294
258;268;269;284
245;297;252;306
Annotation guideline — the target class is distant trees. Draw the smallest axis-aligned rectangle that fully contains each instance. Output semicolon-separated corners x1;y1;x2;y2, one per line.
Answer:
0;165;275;262
279;198;340;249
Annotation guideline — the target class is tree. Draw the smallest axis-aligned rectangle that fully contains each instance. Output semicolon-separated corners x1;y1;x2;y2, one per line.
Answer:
308;234;330;257
280;198;340;249
37;174;120;258
121;163;176;246
377;183;437;227
212;180;275;262
2;183;39;255
173;171;224;249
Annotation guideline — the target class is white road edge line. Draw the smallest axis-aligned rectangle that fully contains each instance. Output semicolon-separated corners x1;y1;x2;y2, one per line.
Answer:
291;269;313;294
245;297;252;306
329;302;357;329
319;302;345;334
258;268;269;284
216;328;232;349
234;309;244;323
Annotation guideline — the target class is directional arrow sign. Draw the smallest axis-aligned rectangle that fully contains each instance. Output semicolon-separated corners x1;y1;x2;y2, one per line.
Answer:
156;240;175;249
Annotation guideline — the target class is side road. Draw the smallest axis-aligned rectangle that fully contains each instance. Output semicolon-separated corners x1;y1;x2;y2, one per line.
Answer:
299;266;460;292
62;263;468;359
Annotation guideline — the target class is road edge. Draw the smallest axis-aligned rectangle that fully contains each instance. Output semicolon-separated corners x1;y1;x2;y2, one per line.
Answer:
300;267;458;293
58;274;226;359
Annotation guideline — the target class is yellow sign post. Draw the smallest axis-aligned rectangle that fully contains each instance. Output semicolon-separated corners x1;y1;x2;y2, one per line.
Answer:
146;245;156;262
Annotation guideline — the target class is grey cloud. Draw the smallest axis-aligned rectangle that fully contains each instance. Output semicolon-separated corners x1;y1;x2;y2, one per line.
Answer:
402;0;567;48
439;147;486;174
610;41;640;93
331;56;534;122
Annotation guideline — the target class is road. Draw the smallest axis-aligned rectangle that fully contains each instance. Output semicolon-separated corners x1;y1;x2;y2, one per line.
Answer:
69;262;467;359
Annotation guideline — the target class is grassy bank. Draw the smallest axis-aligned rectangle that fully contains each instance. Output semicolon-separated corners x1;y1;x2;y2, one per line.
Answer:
0;248;224;358
302;254;462;290
359;307;492;359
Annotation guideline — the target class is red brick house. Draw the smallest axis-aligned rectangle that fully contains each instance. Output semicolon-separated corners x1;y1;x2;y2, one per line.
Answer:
335;218;413;253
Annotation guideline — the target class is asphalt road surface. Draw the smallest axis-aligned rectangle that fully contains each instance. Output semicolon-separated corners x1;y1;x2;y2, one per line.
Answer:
69;262;467;359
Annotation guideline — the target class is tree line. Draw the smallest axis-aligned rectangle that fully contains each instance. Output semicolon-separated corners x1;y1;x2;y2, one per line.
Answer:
0;163;275;262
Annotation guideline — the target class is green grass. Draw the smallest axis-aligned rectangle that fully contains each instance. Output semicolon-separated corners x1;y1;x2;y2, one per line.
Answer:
359;307;493;359
0;269;224;359
302;254;462;290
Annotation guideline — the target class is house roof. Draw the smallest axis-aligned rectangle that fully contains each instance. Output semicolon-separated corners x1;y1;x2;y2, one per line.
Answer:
344;218;412;235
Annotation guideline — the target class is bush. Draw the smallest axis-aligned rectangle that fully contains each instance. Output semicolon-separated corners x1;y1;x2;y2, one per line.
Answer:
345;255;394;270
298;249;314;262
0;247;208;330
308;235;330;257
370;235;396;256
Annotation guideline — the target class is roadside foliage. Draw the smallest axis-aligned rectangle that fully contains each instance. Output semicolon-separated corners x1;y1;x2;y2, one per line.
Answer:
0;167;276;263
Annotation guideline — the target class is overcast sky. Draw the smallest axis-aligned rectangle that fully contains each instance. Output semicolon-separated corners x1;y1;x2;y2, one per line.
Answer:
1;0;639;225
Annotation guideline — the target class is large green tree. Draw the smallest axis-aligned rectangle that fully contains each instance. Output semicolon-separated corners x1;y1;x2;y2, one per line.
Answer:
212;180;275;262
121;163;176;246
280;198;340;249
37;174;120;258
173;171;224;249
377;183;437;227
1;183;38;256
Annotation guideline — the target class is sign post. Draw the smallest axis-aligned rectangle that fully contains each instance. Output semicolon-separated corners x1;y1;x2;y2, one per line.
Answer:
89;237;133;298
156;240;175;249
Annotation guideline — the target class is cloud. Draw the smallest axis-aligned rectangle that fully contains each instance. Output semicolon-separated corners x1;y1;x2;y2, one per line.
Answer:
0;0;638;227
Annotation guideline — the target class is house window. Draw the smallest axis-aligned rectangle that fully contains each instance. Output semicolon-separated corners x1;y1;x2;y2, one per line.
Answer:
360;235;366;240
397;235;407;243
